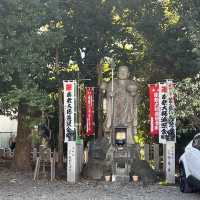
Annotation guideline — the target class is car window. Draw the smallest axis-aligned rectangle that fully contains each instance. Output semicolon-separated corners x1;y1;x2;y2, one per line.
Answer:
192;135;200;150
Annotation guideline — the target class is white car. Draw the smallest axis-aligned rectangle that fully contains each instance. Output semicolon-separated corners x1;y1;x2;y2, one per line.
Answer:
179;133;200;193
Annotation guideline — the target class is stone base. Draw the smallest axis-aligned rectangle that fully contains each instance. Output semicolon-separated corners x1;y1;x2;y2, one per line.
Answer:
112;175;130;183
82;159;110;180
130;159;158;185
82;138;112;180
83;138;158;185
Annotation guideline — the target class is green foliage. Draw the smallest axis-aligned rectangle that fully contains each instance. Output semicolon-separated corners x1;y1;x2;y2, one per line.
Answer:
175;73;200;129
0;0;200;141
0;0;63;120
31;129;41;146
172;0;200;67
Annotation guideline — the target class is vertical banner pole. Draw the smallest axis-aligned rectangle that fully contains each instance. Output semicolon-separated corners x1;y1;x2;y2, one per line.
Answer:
166;142;175;184
165;80;176;184
63;80;81;183
150;80;176;184
63;80;77;142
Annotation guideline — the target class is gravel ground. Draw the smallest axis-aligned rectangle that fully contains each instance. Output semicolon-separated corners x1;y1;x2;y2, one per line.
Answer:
0;168;199;200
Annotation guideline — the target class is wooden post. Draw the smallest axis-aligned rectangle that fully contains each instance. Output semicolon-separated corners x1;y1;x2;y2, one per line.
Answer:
32;148;37;161
0;148;4;159
51;157;55;181
144;144;149;162
34;157;40;181
33;147;55;181
166;142;175;184
153;143;160;171
163;144;166;174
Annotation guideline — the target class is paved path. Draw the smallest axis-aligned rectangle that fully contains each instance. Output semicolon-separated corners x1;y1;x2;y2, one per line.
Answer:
0;169;199;200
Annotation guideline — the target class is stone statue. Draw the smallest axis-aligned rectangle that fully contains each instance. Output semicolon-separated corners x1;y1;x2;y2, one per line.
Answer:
84;70;156;182
83;66;142;181
102;65;138;145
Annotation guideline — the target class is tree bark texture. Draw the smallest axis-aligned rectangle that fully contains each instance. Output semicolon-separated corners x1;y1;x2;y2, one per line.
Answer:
97;62;103;138
15;103;32;171
57;89;64;169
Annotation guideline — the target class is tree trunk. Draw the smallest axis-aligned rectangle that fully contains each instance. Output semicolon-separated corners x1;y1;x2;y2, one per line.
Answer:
97;62;103;138
57;89;64;169
56;46;64;170
15;103;32;171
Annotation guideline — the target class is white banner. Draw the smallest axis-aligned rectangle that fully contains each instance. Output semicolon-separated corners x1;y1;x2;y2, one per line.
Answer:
157;81;176;184
159;81;176;144
167;83;176;142
63;80;77;143
159;83;168;144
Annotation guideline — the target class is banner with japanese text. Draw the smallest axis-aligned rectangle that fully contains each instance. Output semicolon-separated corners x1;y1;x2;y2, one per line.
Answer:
167;82;176;142
159;83;168;143
149;81;176;143
158;81;176;143
149;84;159;137
149;80;176;184
63;80;77;143
85;87;94;136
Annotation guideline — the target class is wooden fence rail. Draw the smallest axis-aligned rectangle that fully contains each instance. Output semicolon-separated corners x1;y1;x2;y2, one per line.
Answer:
144;143;166;172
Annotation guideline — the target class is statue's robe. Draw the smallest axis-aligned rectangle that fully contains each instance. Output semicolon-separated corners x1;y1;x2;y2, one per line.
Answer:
106;79;138;144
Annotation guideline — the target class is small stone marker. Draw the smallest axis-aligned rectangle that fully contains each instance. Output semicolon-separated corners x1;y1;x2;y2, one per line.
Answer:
166;142;175;184
67;141;83;183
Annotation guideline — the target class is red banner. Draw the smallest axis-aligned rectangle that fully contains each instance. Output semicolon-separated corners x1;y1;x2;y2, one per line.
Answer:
149;84;159;137
85;87;94;136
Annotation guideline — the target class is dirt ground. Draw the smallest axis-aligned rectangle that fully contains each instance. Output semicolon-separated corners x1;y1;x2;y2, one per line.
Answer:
0;164;199;200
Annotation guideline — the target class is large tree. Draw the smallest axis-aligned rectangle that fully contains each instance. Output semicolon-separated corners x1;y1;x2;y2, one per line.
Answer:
172;0;200;132
0;0;64;170
57;0;147;137
1;0;199;170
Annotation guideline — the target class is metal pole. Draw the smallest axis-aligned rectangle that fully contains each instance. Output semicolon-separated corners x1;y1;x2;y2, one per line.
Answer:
111;64;115;145
111;67;114;120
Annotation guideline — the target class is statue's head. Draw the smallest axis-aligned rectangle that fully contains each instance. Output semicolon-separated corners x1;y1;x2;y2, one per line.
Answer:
118;65;129;80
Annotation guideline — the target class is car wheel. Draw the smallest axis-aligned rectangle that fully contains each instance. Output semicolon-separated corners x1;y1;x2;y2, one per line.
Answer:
179;164;192;193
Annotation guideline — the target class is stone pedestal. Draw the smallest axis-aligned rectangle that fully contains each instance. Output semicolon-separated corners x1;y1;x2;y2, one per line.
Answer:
112;148;130;176
82;138;111;179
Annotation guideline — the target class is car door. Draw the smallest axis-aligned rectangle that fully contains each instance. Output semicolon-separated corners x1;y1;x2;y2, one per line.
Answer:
186;135;200;180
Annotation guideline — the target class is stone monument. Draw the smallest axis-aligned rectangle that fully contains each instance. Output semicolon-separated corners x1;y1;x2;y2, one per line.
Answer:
102;66;139;181
83;66;139;180
83;66;157;183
